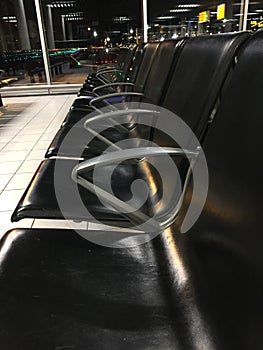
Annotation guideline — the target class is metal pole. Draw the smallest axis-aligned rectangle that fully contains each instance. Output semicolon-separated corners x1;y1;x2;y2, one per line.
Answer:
239;0;249;31
46;5;55;49
16;0;31;50
242;0;249;31
142;0;148;42
61;15;66;41
34;0;52;85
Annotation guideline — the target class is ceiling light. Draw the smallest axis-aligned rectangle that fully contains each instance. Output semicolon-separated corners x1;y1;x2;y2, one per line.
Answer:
170;9;190;12
177;4;200;7
157;16;175;20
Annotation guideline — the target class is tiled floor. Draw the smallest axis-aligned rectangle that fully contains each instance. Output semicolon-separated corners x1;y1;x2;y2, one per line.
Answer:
0;94;78;238
0;94;140;239
0;95;142;238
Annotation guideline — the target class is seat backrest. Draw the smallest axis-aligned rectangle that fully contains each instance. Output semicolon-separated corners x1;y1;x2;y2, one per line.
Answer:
166;29;263;349
141;32;250;225
119;45;138;81
115;47;129;69
140;39;184;104
160;32;250;141
132;42;160;93
125;44;145;83
176;28;263;234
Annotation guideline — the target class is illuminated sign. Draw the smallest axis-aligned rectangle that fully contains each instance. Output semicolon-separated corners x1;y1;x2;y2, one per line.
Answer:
217;3;225;20
198;11;210;24
250;20;263;29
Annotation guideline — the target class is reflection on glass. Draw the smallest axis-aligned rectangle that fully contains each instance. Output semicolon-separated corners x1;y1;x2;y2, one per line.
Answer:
0;0;44;86
0;1;261;87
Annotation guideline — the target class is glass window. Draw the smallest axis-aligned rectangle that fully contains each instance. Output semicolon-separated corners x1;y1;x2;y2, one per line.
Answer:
148;0;247;40
0;0;258;90
0;0;45;86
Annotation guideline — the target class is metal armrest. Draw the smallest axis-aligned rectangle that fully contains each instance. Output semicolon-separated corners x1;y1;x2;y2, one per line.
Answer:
93;82;135;94
72;147;199;231
89;92;144;112
84;109;160;151
97;63;116;71
96;68;122;78
73;147;198;175
84;108;160;129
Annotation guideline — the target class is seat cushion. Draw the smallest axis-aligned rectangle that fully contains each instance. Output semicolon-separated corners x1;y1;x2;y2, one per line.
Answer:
11;158;162;225
0;227;262;349
0;228;177;349
45;125;130;158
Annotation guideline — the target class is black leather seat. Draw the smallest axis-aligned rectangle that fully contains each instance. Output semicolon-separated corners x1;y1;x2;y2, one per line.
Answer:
81;45;138;93
76;44;145;100
11;31;250;224
2;32;263;346
46;32;248;160
2;30;263;349
66;42;160;116
46;39;182;158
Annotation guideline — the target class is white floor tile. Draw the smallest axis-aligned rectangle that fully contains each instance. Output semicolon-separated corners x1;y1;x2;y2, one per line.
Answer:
88;222;142;233
0;150;29;162
17;159;41;173
0;142;8;150
0;94;76;235
32;219;88;230
0;190;24;211
12;134;41;142
0;174;12;190
18;128;48;136
34;140;52;150
0;161;22;175
25;149;45;160
0;211;33;240
5;173;33;191
39;133;57;141
2;141;36;152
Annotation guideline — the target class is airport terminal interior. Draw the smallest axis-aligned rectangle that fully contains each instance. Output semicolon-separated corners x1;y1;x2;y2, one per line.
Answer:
0;0;263;349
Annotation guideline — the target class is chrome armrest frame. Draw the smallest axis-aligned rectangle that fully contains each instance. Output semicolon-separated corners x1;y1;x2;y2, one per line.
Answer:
89;92;144;112
84;108;160;128
96;68;122;77
92;82;135;94
72;147;199;231
84;109;160;150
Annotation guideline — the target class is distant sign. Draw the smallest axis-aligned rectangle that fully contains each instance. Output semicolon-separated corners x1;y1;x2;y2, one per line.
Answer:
217;3;225;20
198;11;210;24
250;20;263;29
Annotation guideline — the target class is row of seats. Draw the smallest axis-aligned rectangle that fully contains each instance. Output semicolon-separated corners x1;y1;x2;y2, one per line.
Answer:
0;29;263;349
11;32;249;224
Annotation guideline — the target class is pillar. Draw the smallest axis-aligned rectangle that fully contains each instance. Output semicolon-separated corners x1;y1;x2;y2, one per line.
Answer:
15;0;31;50
61;15;66;41
46;5;55;49
0;20;8;51
67;21;73;41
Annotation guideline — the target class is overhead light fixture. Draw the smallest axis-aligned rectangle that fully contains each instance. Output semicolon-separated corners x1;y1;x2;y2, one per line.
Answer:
234;12;258;16
170;9;190;12
113;16;132;22
49;1;76;8
177;4;200;7
157;16;175;20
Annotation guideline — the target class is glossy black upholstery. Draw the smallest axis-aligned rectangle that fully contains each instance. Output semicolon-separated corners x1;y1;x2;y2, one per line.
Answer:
82;45;138;93
65;40;176;121
78;44;144;98
46;40;181;158
3;31;263;348
46;32;247;160
11;32;251;224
